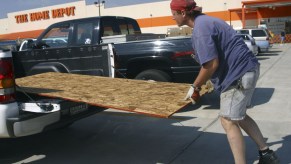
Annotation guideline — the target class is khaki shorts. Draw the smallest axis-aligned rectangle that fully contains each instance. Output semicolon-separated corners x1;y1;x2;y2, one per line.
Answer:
219;65;260;120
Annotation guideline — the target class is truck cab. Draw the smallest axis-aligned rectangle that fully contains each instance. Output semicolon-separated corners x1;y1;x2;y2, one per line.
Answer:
20;16;198;84
32;16;141;49
15;16;141;79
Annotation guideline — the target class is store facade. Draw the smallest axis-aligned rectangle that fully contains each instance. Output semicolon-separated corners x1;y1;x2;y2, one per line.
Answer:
0;0;290;43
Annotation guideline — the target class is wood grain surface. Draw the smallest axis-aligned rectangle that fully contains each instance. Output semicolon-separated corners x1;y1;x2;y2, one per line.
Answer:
16;72;213;118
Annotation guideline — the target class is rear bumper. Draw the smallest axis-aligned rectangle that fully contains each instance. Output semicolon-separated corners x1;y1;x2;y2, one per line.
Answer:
0;102;19;138
256;41;270;52
6;111;60;137
5;105;105;138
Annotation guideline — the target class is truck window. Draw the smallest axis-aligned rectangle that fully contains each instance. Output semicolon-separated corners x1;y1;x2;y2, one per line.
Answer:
117;18;141;35
118;19;133;35
41;25;69;48
251;29;267;37
119;24;129;35
101;19;120;37
103;26;114;36
75;23;93;45
100;17;141;37
122;18;141;35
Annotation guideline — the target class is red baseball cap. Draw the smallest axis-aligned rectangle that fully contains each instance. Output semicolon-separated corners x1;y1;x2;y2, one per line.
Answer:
170;0;197;11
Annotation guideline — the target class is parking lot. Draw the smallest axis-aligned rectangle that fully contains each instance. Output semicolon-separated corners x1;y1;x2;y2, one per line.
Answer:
0;44;291;164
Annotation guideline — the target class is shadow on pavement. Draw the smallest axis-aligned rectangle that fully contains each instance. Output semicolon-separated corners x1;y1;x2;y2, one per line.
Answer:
257;57;271;61
258;53;279;57
252;87;275;106
0;114;202;164
268;135;291;164
1;115;283;164
177;91;220;113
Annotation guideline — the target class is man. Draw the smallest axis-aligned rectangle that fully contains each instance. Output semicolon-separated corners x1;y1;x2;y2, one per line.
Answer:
170;0;280;163
280;30;286;45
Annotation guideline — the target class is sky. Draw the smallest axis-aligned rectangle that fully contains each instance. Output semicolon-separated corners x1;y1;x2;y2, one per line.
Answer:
0;0;165;19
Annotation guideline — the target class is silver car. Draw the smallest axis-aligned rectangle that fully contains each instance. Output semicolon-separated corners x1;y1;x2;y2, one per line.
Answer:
237;34;259;56
236;28;270;53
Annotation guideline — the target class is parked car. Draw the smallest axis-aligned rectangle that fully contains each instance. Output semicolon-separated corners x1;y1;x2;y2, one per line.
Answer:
237;34;258;56
235;28;271;52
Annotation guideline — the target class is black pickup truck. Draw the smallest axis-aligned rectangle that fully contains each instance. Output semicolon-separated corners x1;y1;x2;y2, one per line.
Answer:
14;16;199;83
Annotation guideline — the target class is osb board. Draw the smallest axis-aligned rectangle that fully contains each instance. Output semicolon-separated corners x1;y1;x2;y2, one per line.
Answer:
15;72;212;118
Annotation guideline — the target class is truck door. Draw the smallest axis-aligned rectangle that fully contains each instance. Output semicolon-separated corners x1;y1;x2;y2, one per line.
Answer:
13;23;72;77
70;21;110;76
39;23;70;60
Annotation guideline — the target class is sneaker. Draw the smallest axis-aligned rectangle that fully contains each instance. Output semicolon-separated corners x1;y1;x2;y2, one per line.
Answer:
258;150;280;164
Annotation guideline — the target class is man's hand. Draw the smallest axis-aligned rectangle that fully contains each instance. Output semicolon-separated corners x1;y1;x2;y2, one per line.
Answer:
184;85;200;104
190;90;200;104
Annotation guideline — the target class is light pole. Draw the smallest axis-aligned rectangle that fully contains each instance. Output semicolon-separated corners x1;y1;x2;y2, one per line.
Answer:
94;0;105;16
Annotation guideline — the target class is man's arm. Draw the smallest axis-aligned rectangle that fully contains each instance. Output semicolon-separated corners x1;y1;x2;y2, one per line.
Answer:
193;57;219;88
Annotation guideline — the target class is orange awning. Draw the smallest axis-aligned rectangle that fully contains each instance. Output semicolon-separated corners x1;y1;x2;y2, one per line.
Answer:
0;29;44;41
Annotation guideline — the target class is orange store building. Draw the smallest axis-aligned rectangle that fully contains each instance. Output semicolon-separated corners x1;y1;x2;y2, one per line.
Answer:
0;0;291;43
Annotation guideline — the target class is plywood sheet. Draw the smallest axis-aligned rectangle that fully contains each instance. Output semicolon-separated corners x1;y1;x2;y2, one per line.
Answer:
15;72;212;118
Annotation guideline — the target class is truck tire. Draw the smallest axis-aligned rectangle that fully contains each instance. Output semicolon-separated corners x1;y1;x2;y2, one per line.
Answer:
135;69;171;82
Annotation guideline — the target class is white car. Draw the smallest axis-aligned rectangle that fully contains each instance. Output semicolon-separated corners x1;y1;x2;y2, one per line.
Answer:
237;34;259;56
236;28;271;53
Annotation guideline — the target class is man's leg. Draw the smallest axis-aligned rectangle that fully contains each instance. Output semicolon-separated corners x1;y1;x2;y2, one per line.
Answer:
221;117;246;164
239;115;280;164
238;115;268;150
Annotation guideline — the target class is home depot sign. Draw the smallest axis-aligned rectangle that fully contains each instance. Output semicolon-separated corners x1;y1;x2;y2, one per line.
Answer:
15;6;76;23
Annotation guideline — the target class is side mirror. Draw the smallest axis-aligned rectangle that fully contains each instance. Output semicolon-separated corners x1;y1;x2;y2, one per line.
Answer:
26;39;35;49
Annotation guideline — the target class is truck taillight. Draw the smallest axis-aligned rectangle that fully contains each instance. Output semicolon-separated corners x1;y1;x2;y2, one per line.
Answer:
0;94;15;103
0;50;16;103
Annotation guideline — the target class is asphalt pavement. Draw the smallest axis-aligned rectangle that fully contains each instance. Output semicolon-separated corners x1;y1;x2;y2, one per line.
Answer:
167;43;291;163
0;43;290;164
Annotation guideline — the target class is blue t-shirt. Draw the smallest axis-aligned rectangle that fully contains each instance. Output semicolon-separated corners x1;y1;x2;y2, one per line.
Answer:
191;14;259;92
